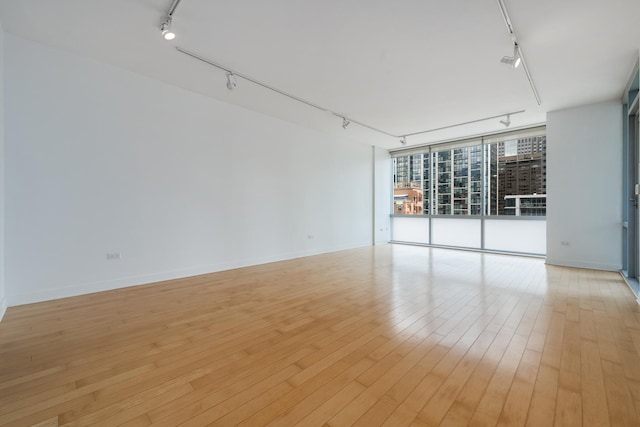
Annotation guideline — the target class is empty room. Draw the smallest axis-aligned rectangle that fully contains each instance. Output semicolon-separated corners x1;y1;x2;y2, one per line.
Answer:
1;0;640;426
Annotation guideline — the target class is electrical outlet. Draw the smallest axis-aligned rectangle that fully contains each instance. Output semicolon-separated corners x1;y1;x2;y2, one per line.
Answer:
560;241;570;246
106;252;121;261
307;235;314;240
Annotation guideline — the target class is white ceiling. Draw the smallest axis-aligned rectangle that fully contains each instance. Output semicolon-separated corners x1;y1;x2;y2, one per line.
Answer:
1;0;638;149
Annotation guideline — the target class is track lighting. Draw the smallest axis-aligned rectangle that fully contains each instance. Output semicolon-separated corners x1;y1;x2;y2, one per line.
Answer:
160;17;175;40
496;0;541;105
501;43;521;68
160;0;182;40
177;48;529;140
226;72;237;90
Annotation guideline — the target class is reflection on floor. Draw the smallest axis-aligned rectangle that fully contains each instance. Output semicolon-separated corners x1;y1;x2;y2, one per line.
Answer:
0;244;637;426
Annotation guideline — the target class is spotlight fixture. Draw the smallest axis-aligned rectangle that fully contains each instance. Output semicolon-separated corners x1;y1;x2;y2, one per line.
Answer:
501;43;521;68
500;114;511;127
160;17;175;40
496;0;541;105
226;72;237;90
176;48;530;140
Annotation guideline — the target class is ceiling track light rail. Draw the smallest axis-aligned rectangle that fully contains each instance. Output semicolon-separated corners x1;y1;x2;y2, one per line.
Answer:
401;110;525;138
175;47;397;138
496;0;541;105
159;1;538;144
175;47;528;146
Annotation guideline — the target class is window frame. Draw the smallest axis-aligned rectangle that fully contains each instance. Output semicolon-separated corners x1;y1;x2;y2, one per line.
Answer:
390;126;546;219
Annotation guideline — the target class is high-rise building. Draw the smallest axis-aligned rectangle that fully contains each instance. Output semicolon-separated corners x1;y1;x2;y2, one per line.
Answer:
392;135;546;216
504;195;547;216
434;146;482;215
496;136;547;215
393;155;422;190
393;154;426;215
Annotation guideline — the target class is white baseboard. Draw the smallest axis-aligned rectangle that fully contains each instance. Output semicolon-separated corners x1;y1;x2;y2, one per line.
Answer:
7;242;372;307
0;298;6;322
545;257;621;272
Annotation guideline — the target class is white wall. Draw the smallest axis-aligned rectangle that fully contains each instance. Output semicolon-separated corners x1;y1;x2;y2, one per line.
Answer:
546;100;622;270
0;23;6;320
4;35;375;306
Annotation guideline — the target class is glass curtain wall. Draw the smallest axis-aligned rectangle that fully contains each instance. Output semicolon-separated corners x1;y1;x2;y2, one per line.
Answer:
392;128;547;217
622;63;639;293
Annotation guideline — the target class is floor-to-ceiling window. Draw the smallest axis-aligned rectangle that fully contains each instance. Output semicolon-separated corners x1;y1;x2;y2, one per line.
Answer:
391;126;547;255
622;63;639;295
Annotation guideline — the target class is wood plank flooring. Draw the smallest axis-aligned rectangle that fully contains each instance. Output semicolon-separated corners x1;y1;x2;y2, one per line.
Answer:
1;244;639;426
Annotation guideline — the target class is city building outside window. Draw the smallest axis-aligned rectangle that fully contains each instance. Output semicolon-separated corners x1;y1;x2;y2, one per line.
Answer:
392;130;546;216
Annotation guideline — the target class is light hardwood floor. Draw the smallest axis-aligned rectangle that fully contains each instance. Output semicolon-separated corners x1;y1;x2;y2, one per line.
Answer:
1;244;639;426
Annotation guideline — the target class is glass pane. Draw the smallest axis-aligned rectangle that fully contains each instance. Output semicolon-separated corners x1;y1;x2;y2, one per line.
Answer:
434;145;478;215
432;218;482;247
484;219;546;254
487;135;546;216
392;130;546;218
391;216;429;243
393;153;427;215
